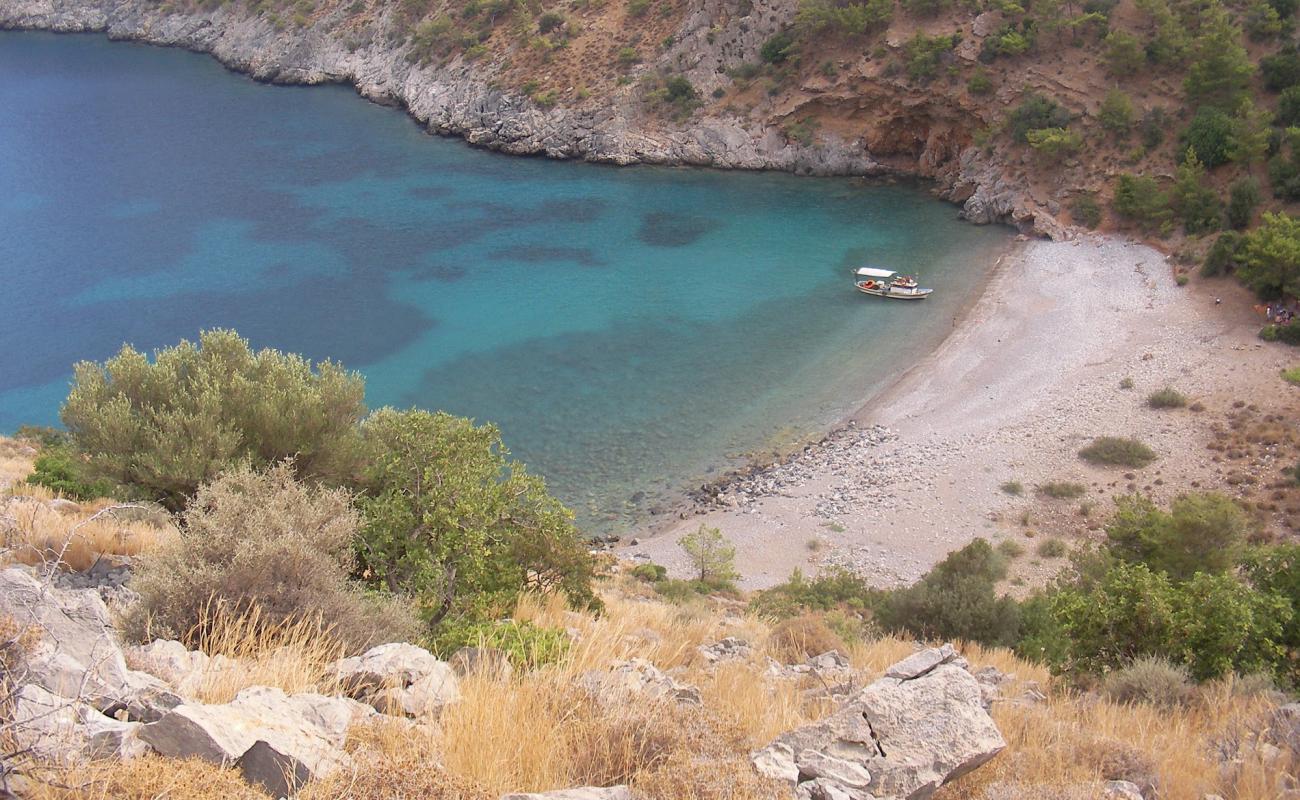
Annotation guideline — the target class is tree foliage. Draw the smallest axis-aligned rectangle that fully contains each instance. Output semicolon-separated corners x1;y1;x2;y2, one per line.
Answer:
60;329;365;511
1172;149;1223;235
677;524;738;584
1238;211;1300;297
1105;493;1248;581
354;408;596;626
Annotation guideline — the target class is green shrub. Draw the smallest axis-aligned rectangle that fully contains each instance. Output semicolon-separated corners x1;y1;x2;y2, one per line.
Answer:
627;0;650;16
1261;45;1300;92
1098;89;1133;134
629;562;668;583
1119;376;1135;389
794;0;893;35
1139;108;1168;150
1007;93;1070;143
967;69;993;94
1112;174;1171;229
1106;493;1248;581
760;29;796;63
1280;86;1300;127
902;0;949;15
1202;231;1243;276
903;32;958;81
1282;366;1300;384
126;463;418;652
980;25;1032;60
617;46;641;65
1102;656;1193;708
750;568;872;618
1146;387;1188;408
875;539;1021;647
1239;211;1300;299
1260;320;1300;344
1025;127;1083;159
1174;571;1291;680
1103;29;1145;74
1227;177;1261;230
1037;537;1068;558
24;448;115;501
1078;436;1157;468
429;619;569;668
1071;193;1103;229
1172;150;1222;235
1245;0;1283;41
60;329;366;511
1180;107;1235;167
537;11;565;32
1038;481;1086;499
1000;480;1025;495
997;539;1026;558
678;524;737;584
355;408;596;628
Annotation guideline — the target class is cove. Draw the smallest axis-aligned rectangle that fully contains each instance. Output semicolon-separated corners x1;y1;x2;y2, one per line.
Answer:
0;32;1011;530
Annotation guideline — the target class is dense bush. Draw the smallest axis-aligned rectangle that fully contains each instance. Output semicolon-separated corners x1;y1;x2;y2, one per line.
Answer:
1146;387;1189;408
126;463;418;652
1105;493;1248;580
354;408;596;627
1102;656;1194;708
1172;150;1222;234
1227;177;1261;229
1026;127;1083;159
749;568;871;618
760;29;796;63
60;329;365;510
1202;231;1244;276
1103;29;1145;74
1038;481;1086;499
1281;86;1300;126
1098;89;1133;134
1238;211;1300;298
875;539;1021;647
23;448;114;501
1071;193;1103;228
1180;107;1236;167
903;32;958;80
1007;93;1070;143
429;619;569;668
1260;319;1300;344
1183;9;1253;108
1261;45;1300;91
1078;436;1158;467
794;0;893;36
1112;174;1171;229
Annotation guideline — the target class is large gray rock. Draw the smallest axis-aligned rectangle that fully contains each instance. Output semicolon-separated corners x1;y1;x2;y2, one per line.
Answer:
139;685;374;790
883;644;959;680
10;683;149;762
581;658;701;706
126;639;211;697
0;568;181;721
333;642;459;716
753;651;1005;800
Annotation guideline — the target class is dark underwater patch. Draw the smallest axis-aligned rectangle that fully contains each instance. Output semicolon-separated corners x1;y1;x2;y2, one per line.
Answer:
488;246;606;267
636;211;719;247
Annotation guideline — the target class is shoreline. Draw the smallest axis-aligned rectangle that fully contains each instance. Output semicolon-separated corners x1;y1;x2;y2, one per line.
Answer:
621;234;1298;589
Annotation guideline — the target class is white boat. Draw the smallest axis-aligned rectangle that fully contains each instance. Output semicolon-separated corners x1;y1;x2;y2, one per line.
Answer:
853;267;933;300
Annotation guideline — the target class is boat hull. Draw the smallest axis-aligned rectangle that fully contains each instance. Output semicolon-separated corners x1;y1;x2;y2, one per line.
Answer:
855;281;933;299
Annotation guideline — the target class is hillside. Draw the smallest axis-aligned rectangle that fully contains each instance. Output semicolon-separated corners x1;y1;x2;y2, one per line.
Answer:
7;0;1300;252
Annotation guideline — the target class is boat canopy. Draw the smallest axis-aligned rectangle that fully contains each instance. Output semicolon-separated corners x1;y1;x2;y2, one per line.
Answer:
855;267;898;279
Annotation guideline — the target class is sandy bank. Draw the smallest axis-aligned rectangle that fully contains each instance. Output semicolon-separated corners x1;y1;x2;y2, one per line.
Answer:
622;235;1298;589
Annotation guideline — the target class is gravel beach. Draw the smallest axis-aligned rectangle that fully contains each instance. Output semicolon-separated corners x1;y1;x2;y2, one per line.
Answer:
621;235;1299;589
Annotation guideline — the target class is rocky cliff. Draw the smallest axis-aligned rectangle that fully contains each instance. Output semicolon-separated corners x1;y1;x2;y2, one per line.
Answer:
0;0;1062;236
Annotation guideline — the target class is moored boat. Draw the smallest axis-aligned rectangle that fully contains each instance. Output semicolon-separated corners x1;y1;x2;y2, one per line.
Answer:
853;267;933;300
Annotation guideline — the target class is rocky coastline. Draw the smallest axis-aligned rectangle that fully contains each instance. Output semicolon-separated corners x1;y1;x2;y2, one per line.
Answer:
0;0;1065;237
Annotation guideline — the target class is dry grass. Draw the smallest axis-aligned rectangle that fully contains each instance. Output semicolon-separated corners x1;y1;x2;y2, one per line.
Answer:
184;603;348;704
2;484;177;573
10;577;1297;800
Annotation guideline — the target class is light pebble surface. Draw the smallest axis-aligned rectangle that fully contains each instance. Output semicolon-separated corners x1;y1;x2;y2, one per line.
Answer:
621;234;1297;589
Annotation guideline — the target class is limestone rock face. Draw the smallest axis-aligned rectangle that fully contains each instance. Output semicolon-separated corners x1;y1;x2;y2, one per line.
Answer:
753;647;1006;800
10;683;149;763
138;685;374;793
126;639;211;697
0;568;181;720
333;642;460;716
582;657;702;705
696;637;752;664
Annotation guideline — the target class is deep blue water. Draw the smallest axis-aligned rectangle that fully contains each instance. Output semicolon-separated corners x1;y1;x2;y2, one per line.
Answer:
0;32;1009;529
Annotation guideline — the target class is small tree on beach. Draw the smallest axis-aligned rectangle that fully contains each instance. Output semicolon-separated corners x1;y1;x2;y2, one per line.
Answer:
678;525;738;585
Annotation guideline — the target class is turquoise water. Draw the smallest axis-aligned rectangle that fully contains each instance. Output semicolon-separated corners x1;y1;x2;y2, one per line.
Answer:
0;32;1010;529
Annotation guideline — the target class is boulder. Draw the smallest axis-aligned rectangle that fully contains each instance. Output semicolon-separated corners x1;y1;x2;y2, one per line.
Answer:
333;642;460;716
0;568;181;720
139;686;374;790
696;637;752;664
501;787;637;800
126;639;211;696
883;644;959;680
10;683;149;762
754;650;1005;800
1103;781;1144;800
582;658;701;705
807;651;851;672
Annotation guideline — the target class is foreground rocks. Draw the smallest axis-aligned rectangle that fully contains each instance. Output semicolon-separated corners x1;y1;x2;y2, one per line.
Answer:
753;645;1006;800
333;641;460;717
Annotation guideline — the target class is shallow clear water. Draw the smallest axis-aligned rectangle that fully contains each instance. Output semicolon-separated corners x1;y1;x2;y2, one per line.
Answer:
0;32;1010;529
